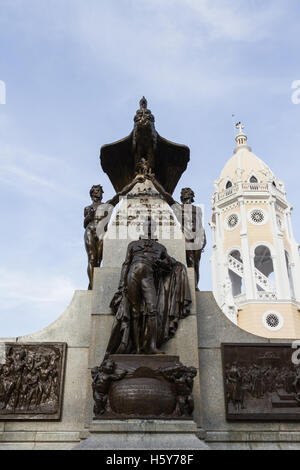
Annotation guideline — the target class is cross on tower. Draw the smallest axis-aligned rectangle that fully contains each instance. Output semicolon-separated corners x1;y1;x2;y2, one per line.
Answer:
235;122;245;133
235;121;245;133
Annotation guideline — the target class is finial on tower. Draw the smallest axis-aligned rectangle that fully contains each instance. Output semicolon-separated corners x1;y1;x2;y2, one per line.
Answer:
235;122;245;133
234;121;251;152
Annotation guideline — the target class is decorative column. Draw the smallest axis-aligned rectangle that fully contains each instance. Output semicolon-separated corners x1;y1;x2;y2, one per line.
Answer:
287;210;300;301
239;197;256;299
269;198;290;299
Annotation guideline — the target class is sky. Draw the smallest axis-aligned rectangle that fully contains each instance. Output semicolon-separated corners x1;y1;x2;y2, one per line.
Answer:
1;0;300;337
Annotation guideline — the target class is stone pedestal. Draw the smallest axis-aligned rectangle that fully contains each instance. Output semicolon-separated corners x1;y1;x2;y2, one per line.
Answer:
84;182;202;431
75;420;209;450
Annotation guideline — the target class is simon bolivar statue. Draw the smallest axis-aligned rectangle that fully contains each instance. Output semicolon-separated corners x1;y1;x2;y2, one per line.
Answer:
105;219;192;356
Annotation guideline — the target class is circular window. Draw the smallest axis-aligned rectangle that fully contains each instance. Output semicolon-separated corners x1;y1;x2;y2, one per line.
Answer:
266;313;279;328
248;208;267;225
225;213;240;231
262;311;283;331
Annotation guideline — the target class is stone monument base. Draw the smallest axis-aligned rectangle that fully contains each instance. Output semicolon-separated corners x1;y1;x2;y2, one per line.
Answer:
75;420;209;450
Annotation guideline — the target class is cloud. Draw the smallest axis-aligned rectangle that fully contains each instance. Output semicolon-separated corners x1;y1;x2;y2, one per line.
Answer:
0;267;76;336
0;1;290;104
0;268;75;307
181;0;283;41
0;142;83;201
57;0;286;103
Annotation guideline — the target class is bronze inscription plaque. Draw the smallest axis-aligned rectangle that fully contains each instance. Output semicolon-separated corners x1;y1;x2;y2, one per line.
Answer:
222;343;300;421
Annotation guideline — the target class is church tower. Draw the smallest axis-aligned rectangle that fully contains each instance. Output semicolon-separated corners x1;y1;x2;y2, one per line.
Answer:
210;123;300;338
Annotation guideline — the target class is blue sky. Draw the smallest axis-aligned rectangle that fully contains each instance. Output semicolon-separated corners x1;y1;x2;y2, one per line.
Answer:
1;0;300;336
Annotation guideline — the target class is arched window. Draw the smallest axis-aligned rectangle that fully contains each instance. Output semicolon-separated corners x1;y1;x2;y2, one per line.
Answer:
225;180;233;189
228;250;244;297
250;175;258;183
254;245;275;292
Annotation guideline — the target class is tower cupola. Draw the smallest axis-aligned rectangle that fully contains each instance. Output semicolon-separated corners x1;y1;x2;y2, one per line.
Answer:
210;124;300;338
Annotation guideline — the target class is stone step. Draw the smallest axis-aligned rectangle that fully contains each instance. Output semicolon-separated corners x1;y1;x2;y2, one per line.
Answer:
272;396;299;408
277;392;295;401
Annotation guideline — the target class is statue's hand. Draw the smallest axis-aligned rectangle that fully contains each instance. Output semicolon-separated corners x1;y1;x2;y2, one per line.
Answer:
134;175;145;183
145;172;155;181
154;259;172;272
118;284;127;295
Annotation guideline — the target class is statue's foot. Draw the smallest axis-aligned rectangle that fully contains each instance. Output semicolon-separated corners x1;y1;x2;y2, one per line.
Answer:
147;347;165;355
132;347;141;354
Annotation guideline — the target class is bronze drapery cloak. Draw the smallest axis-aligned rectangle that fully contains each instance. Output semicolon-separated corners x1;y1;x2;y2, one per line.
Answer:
105;261;192;355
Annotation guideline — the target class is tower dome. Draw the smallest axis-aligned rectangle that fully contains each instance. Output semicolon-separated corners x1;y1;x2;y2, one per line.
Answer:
210;124;300;338
218;124;284;195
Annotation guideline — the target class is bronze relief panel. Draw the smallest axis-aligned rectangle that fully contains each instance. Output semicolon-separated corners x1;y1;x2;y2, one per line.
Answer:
222;343;300;421
0;342;67;420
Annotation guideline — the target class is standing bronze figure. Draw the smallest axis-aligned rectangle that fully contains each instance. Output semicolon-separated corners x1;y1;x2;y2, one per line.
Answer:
132;96;157;171
148;176;206;290
179;187;206;290
84;177;144;290
105;224;191;355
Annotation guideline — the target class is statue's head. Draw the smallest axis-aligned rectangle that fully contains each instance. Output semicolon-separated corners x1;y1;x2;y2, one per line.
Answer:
180;187;195;204
134;96;155;129
42;355;50;367
90;185;104;203
15;350;26;361
102;359;115;373
189;366;197;378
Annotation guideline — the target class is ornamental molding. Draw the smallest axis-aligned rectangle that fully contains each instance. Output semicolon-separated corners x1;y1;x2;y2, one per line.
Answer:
221;202;240;213
245;199;268;205
275;204;286;214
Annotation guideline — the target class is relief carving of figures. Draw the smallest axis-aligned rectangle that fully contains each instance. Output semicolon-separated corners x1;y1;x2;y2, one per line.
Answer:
223;345;300;420
225;362;244;410
294;369;300;404
0;344;65;417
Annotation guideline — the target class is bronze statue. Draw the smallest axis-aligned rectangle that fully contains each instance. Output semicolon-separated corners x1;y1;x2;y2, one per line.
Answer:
84;177;145;290
105;222;191;356
147;176;206;290
100;98;190;195
132;97;157;171
134;157;155;178
91;355;197;419
160;364;197;416
91;359;127;416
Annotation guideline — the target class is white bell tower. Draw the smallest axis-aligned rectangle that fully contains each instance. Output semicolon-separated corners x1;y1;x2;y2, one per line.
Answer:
210;124;300;338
